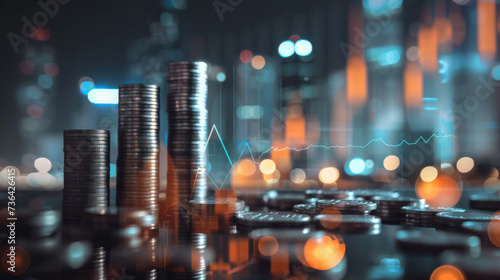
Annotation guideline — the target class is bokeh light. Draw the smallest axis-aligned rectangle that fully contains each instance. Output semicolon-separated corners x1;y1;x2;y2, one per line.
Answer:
216;72;226;82
263;170;281;184
37;75;53;89
78;77;95;95
430;265;465;280
290;168;306;184
258;235;279;256
383;155;400;171
1;246;30;275
416;174;462;207
349;158;366;175
259;159;276;175
302;234;345;270
456;157;474;173
319;167;340;184
420;166;438;182
27;104;44;119
295;39;313;56
406;46;421;61
488;212;500;247
251;55;266;69
238;158;257;176
239;50;253;64
19;60;35;75
34;157;52;172
44;63;59;77
278;40;295;58
317;211;342;229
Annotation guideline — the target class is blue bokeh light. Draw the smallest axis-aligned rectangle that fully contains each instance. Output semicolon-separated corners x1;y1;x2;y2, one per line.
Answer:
295;39;313;56
278;40;295;58
349;158;366;175
87;89;118;104
80;81;95;95
38;75;53;89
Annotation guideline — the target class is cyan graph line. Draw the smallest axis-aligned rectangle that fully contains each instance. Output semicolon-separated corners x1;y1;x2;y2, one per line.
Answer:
198;124;454;190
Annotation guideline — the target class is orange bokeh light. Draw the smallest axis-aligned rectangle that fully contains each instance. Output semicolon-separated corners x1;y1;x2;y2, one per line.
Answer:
317;212;342;230
416;175;462;207
2;247;30;275
487;212;500;247
302;234;346;270
346;55;368;108
238;158;256;176
258;235;279;257
430;265;465;280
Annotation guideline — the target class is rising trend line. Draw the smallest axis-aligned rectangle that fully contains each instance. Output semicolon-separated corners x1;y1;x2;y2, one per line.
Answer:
194;124;454;190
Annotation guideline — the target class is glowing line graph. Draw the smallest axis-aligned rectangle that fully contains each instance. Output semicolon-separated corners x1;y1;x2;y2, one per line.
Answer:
192;124;455;190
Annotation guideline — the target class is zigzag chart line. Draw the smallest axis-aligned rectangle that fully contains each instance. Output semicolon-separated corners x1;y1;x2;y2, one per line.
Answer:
193;124;455;190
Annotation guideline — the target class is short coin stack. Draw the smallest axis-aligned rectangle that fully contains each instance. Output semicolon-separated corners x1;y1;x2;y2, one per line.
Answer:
469;194;500;212
305;189;355;200
189;198;245;233
235;212;311;232
165;62;208;237
117;84;160;220
372;196;421;224
401;206;466;227
435;211;496;231
63;129;110;226
316;199;377;215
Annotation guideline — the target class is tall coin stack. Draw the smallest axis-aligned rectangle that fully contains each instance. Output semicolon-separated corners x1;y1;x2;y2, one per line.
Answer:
165;62;208;238
117;84;160;221
63;130;110;226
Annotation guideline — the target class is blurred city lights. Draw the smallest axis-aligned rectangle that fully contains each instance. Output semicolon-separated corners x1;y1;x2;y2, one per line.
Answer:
348;158;366;175
383;155;400;171
319;167;340;184
294;39;313;56
259;159;276;175
251;55;266;69
290;168;306;184
365;159;374;169
278;40;295;58
456;157;474;173
416;175;462;207
87;89;119;105
420;166;438;182
34;157;52;172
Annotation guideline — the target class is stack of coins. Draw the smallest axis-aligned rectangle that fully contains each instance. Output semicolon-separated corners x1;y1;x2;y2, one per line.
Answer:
293;204;321;217
315;214;381;235
372;196;421;224
235;212;311;232
164;62;208;238
401;206;466;227
435;211;496;231
63;129;110;225
306;189;355;200
469;194;500;212
315;199;377;215
188;198;246;233
117;84;160;220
